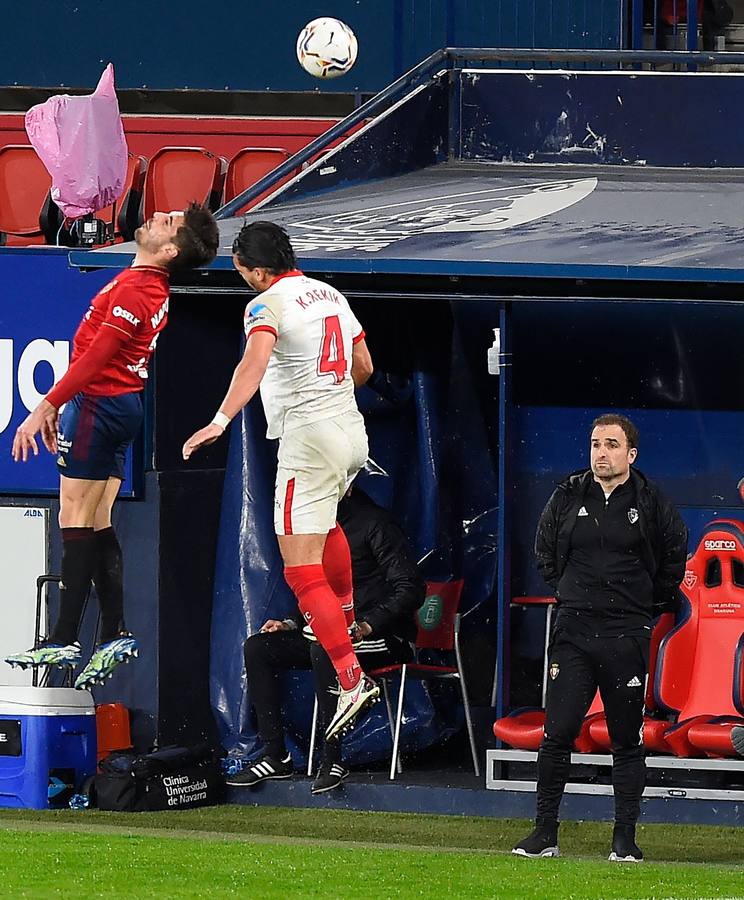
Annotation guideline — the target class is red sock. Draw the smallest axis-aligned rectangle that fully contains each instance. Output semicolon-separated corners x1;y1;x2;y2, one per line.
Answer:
284;564;360;690
323;524;355;628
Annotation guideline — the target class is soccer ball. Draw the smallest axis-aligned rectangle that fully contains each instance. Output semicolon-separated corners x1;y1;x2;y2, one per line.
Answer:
296;17;358;79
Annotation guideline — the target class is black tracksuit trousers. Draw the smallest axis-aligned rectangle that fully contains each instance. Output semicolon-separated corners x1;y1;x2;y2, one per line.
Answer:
536;627;650;827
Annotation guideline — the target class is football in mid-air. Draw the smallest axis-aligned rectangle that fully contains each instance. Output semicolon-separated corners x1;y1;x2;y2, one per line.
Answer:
296;17;358;79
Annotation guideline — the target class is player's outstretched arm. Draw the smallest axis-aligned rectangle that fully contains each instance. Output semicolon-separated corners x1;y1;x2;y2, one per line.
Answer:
182;331;275;460
11;400;58;462
12;326;128;463
351;338;373;386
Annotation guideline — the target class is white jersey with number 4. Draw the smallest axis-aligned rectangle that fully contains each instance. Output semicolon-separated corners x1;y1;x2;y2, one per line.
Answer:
243;271;365;439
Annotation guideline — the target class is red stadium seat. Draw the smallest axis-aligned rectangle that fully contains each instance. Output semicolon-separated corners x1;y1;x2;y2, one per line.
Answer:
369;580;479;780
494;689;605;753
223;147;292;206
654;520;744;757
659;0;703;25
495;612;675;754
142;146;226;220
97;153;147;242
0;144;61;245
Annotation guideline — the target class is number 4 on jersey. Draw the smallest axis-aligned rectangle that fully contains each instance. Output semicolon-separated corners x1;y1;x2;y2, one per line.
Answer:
318;315;347;384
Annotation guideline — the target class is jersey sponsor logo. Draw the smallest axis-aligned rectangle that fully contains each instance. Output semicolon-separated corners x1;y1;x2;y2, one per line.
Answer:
287;178;598;254
150;299;169;330
704;539;737;551
112;305;140;327
244;303;273;334
628;507;639;524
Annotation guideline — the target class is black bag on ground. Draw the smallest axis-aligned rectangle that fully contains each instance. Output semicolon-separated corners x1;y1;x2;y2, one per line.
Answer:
94;743;225;811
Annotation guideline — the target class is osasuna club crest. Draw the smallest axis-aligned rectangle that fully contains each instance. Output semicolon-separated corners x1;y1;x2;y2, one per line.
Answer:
549;662;560;680
628;508;639;524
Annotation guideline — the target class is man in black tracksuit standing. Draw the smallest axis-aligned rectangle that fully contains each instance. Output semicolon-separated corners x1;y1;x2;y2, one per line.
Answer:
513;413;687;862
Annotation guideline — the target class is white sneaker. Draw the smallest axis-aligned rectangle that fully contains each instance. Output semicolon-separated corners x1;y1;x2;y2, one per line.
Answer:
325;675;380;740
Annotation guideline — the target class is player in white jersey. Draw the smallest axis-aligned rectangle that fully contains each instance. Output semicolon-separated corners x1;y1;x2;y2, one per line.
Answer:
183;221;379;741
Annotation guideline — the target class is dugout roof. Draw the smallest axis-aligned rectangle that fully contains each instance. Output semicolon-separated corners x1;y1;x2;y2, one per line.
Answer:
76;161;744;284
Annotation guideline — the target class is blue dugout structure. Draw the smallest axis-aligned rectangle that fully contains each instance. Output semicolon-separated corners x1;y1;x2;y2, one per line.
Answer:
5;47;744;820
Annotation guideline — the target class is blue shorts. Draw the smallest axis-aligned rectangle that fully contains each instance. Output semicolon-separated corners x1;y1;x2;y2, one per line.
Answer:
56;392;143;481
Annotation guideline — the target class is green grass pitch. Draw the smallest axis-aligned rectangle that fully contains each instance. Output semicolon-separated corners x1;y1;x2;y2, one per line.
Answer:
0;806;741;898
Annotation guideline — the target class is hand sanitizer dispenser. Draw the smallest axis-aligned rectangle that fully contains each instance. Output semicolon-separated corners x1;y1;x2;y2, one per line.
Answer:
487;328;501;375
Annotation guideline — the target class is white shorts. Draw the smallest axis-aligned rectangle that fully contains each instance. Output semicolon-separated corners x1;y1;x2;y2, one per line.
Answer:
274;412;368;535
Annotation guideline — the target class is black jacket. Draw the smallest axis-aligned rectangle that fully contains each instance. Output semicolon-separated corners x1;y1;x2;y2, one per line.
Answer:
337;489;426;643
535;467;688;615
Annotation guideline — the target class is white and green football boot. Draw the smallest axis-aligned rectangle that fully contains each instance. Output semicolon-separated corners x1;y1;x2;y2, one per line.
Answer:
5;641;81;670
74;633;139;690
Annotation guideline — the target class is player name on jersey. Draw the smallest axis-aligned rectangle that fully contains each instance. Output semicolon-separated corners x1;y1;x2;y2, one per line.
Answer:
244;272;364;440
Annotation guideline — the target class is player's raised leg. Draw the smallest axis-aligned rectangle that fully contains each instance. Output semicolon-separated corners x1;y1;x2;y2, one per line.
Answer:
323;522;355;629
279;531;379;740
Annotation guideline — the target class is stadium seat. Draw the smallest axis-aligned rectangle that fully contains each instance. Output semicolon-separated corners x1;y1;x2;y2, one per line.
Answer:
494;690;605;753
510;596;556;706
654;520;744;757
494;613;675;754
98;153;147;242
223;147;291;206
0;144;61;245
368;580;480;780
60;153;147;247
142;146;226;220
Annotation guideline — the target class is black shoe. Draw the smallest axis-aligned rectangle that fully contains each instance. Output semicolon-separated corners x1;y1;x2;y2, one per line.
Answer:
512;825;559;858
226;753;292;787
311;761;349;795
608;824;643;862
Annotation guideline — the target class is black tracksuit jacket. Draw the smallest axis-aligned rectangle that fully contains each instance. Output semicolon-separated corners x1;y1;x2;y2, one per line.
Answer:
535;467;688;622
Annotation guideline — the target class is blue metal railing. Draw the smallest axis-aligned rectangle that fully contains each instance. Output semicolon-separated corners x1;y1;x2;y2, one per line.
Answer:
629;0;730;51
217;43;744;221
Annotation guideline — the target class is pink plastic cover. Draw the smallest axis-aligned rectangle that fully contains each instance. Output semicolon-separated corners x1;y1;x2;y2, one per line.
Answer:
25;63;127;218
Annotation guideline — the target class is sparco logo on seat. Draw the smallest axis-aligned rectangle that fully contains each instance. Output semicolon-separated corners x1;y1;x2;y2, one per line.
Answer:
704;539;737;551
